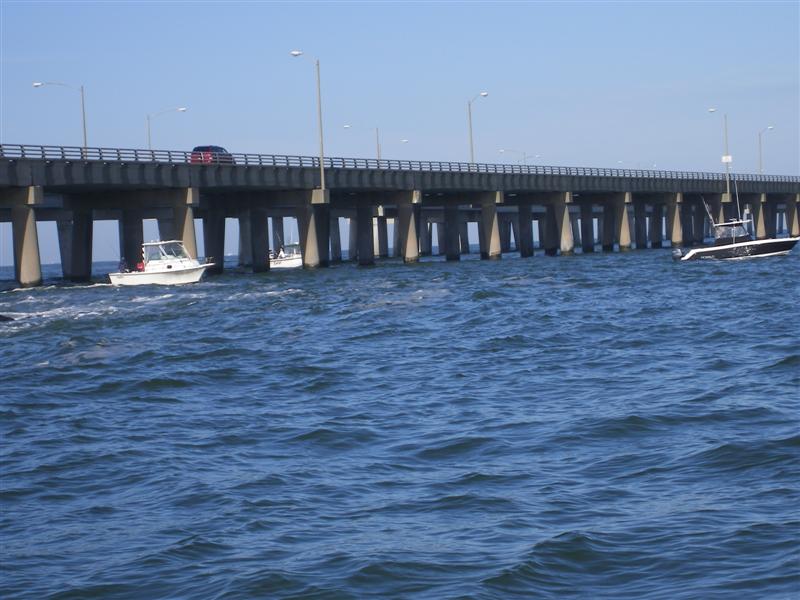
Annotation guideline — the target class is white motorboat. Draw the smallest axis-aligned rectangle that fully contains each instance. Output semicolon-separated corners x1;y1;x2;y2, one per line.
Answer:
269;243;303;269
109;240;213;285
673;219;799;261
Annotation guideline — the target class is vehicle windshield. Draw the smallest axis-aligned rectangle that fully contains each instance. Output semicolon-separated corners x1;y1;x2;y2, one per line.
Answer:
144;242;188;262
715;224;748;239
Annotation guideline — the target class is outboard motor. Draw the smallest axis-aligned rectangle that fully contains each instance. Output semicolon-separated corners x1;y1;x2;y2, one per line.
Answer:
671;248;684;261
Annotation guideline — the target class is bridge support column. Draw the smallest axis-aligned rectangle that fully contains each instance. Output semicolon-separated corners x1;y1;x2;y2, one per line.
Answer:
601;204;614;251
634;201;647;249
499;216;512;253
397;191;420;263
764;198;777;238
580;202;594;252
649;204;663;248
517;204;534;257
238;211;253;267
7;186;43;287
392;218;401;257
692;200;706;244
459;221;470;254
297;190;330;268
58;208;93;281
174;188;199;260
203;209;225;274
511;215;521;252
548;192;574;255
375;216;389;258
681;201;695;246
120;210;144;270
330;216;342;263
356;203;375;266
347;217;358;261
272;217;285;254
752;194;767;239
667;193;683;248
479;191;503;260
419;218;432;256
250;208;269;273
444;204;461;261
786;195;799;237
616;193;632;251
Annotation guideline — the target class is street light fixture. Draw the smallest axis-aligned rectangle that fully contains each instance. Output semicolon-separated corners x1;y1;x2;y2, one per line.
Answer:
758;125;774;174
33;81;88;149
290;49;326;190
146;107;187;150
467;91;489;163
708;107;732;196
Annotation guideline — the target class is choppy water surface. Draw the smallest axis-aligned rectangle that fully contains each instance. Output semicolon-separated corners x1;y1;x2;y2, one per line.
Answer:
1;250;799;599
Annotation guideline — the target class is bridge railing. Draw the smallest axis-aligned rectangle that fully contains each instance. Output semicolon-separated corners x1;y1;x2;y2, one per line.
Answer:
1;143;798;183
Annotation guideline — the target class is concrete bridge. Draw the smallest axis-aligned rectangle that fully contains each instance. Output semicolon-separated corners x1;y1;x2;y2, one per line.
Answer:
1;143;798;287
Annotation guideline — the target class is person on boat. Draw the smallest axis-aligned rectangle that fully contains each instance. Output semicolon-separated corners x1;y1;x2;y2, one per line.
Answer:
278;246;286;258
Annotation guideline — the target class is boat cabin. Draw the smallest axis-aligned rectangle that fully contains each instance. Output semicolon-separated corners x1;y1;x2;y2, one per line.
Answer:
143;241;191;263
712;220;752;246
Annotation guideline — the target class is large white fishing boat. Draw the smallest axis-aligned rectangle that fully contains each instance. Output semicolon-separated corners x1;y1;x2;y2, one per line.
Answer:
673;219;799;261
109;241;213;285
269;243;303;269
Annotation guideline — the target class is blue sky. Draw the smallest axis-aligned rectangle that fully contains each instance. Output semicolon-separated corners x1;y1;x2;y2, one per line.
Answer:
1;0;798;265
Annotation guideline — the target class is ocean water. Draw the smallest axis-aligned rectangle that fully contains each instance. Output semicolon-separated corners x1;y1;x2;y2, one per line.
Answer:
1;249;798;599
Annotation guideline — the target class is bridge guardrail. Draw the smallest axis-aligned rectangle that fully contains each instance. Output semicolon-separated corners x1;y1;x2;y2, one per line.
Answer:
1;143;798;183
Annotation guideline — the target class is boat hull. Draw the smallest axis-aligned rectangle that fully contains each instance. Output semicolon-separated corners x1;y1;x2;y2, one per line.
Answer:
270;256;303;269
109;264;211;285
674;237;799;261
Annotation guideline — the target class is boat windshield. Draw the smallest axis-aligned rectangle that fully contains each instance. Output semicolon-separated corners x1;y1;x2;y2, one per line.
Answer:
144;242;189;262
714;224;749;240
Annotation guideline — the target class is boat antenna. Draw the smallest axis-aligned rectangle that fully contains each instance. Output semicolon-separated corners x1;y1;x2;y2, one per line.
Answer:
732;172;742;220
699;195;716;227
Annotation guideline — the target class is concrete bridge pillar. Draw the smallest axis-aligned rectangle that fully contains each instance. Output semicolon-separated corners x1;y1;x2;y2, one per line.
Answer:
330;216;342;263
397;191;421;263
250;208;269;273
634;201;647;249
272;217;285;254
6;186;43;287
764;198;777;238
174;188;199;260
392;218;401;258
419;218;432;256
238;210;253;267
667;193;683;247
649;204;663;248
580;202;594;252
120;210;144;270
444;204;461;261
556;193;575;254
297;190;330;268
601;204;615;251
459;220;470;254
616;193;632;251
510;215;521;252
752;194;767;239
348;217;358;261
543;205;559;256
680;201;695;246
375;216;389;258
692;200;707;243
499;216;512;253
479;191;503;260
536;218;546;250
58;208;93;281
517;204;534;257
786;195;799;237
356;203;375;266
203;209;225;273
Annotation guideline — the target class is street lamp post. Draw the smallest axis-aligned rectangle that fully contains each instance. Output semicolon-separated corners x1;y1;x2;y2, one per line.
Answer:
758;125;774;174
344;124;382;160
291;50;326;190
708;107;731;196
146;107;187;150
467;91;488;163
33;81;88;149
